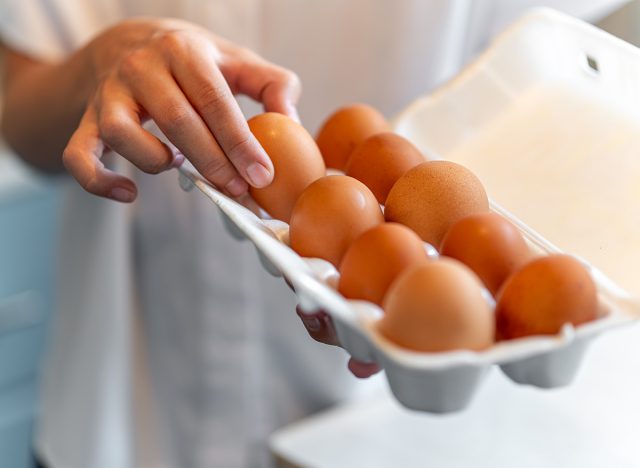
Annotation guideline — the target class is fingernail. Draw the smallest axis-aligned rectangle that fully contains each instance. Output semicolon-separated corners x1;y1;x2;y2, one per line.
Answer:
225;177;248;197
287;103;301;123
171;152;185;168
246;162;273;188
302;316;322;332
110;187;136;203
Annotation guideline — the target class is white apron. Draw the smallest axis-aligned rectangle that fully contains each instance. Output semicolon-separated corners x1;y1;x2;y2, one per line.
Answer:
0;0;628;467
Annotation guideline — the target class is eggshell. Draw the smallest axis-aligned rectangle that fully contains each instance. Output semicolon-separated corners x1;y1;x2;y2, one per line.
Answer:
378;258;494;352
384;161;489;247
345;132;425;203
440;212;532;295
289;175;384;266
248;112;326;222
316;104;389;170
495;254;599;340
338;223;428;305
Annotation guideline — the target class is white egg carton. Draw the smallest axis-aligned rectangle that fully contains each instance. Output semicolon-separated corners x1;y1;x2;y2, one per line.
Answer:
178;8;640;413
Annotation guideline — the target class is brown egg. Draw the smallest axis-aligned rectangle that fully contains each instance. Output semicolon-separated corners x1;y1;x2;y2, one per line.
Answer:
338;223;428;306
289;175;384;266
248;112;326;222
440;212;531;296
495;254;598;340
316;104;389;170
384;161;489;247
378;258;494;352
345;132;425;204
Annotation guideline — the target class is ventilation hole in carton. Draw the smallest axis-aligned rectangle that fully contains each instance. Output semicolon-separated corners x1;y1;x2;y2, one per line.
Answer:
585;54;599;74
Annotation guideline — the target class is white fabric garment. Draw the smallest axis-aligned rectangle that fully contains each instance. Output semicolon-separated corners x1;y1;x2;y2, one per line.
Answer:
0;0;629;467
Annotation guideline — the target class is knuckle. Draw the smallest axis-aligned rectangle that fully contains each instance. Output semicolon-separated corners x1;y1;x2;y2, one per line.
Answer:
99;114;127;148
99;114;171;175
200;155;232;182
282;69;301;89
62;147;100;194
61;146;77;171
160;104;194;130
235;46;258;62
270;67;301;95
226;136;253;162
83;176;103;195
140;155;171;175
118;49;149;81
156;30;189;54
195;84;227;114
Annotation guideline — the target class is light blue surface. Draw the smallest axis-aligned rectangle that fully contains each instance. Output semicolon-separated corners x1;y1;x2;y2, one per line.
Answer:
0;173;60;468
0;293;46;390
0;381;37;468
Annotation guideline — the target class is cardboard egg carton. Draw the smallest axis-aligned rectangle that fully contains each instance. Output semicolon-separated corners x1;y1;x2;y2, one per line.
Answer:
178;8;640;413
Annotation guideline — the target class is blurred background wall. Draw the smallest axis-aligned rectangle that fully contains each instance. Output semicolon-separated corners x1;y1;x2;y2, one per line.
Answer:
0;56;61;467
598;0;640;44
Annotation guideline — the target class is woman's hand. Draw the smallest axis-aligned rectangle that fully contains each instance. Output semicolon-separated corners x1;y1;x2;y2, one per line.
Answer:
2;18;301;201
296;306;382;378
64;18;301;202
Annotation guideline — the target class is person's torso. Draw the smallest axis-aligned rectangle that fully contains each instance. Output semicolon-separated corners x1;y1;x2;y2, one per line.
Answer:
14;1;626;467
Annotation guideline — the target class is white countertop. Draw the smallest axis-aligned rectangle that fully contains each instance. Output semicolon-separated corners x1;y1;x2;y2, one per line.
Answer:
271;322;640;468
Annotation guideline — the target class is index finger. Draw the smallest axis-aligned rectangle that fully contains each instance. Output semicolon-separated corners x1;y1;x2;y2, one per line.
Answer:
168;37;274;189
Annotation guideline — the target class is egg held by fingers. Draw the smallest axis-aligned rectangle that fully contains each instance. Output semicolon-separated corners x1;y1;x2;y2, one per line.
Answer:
248;112;325;222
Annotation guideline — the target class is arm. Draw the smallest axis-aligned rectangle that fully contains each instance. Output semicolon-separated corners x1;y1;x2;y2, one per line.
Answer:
1;18;301;201
1;49;93;173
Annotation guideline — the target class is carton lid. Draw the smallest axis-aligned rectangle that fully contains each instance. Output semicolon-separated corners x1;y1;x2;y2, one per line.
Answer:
394;9;640;297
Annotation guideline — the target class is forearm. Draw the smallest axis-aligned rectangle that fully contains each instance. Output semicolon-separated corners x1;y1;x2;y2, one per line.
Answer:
1;47;94;172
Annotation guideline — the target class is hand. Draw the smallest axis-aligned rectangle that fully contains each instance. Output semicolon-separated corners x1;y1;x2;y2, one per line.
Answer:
63;18;301;202
296;306;381;378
